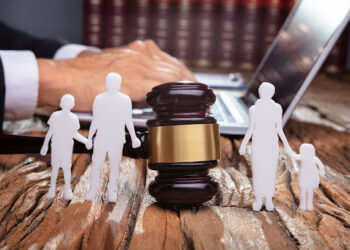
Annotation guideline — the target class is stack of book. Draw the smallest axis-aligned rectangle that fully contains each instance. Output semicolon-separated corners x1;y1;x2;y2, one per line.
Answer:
83;0;348;73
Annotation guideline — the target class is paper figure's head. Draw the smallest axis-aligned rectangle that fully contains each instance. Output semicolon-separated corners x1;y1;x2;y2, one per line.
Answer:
300;143;315;158
258;82;275;100
60;94;75;111
106;73;121;92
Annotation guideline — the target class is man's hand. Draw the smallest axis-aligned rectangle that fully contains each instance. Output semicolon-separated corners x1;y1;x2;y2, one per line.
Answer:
40;144;48;156
85;139;93;150
132;137;141;148
37;40;196;111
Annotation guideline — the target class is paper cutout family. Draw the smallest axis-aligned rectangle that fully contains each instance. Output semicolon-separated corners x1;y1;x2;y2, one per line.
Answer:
40;74;325;211
40;73;141;202
239;82;325;211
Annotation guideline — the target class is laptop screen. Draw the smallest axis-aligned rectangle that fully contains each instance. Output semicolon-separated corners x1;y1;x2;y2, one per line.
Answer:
247;0;350;112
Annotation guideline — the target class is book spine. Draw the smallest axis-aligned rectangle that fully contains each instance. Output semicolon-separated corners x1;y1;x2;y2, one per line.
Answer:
324;27;349;75
127;0;152;42
260;0;285;59
237;0;264;70
173;0;196;66
83;0;104;47
152;0;174;53
216;0;240;69
194;0;218;69
105;0;127;47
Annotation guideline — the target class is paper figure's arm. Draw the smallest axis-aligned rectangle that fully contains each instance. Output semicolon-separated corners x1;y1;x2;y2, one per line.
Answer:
239;106;255;155
315;156;326;176
40;127;53;155
88;98;99;141
125;97;141;148
276;105;293;156
74;132;88;144
292;152;302;161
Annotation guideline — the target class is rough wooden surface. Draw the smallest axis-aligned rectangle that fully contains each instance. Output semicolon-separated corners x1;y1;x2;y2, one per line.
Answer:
1;75;350;249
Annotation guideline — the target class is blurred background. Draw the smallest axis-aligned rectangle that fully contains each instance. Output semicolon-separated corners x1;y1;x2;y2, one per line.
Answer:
1;0;349;76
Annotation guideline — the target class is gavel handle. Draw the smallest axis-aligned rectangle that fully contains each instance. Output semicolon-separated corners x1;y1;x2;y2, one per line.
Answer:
0;132;149;159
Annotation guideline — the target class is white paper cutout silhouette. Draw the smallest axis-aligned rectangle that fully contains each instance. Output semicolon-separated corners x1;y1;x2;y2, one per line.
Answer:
239;82;293;211
40;94;88;200
86;73;141;202
293;144;325;211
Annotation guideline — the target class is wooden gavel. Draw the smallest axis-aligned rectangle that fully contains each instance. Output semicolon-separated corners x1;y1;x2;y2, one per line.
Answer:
0;81;221;206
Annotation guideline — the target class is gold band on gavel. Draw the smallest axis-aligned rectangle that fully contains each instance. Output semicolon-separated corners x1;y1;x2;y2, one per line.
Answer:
148;123;221;163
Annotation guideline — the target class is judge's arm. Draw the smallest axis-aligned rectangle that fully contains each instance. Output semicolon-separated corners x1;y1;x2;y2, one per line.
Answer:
38;40;195;112
239;106;256;155
125;97;141;148
276;105;293;156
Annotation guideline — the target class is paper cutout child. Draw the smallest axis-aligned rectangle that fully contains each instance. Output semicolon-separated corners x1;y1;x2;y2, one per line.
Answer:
239;82;293;211
85;72;141;202
292;144;325;211
40;94;88;200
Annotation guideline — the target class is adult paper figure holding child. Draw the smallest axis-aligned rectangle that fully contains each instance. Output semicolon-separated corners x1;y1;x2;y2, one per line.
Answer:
239;82;293;211
85;73;141;202
40;94;88;200
292;144;325;211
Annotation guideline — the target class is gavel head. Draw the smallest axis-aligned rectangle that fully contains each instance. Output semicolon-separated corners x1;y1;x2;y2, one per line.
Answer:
145;81;220;206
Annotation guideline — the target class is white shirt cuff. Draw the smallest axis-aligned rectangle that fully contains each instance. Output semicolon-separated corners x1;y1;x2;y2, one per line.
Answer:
53;44;100;59
0;51;38;121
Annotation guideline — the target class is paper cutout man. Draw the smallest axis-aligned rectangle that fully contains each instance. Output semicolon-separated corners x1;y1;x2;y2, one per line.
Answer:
292;144;325;211
239;82;293;211
40;94;88;200
86;73;141;202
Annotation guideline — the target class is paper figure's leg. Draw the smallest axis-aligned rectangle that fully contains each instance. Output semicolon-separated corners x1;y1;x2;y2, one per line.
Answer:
86;148;106;201
265;196;275;211
47;166;59;198
252;196;263;211
107;146;122;202
62;166;73;200
307;188;314;211
299;187;307;210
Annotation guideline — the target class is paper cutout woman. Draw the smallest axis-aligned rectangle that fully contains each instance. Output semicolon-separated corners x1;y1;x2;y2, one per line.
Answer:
85;73;141;202
292;144;325;211
40;94;88;200
239;82;293;211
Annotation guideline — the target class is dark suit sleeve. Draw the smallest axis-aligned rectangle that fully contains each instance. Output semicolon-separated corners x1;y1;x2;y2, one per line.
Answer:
0;20;66;58
0;58;5;132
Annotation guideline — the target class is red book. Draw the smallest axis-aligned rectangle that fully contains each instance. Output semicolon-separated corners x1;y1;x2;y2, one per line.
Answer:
216;0;240;69
105;0;127;47
172;0;196;66
152;0;174;53
324;26;349;75
237;0;264;71
83;0;104;47
260;0;285;60
193;0;218;69
127;0;152;42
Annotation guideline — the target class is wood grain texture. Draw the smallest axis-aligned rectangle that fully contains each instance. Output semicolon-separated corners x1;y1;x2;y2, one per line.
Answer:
0;75;349;249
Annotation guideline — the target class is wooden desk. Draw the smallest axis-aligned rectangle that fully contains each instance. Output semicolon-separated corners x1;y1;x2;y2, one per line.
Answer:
0;74;349;249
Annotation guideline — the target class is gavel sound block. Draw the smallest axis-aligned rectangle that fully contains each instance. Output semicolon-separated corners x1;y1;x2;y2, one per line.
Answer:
0;81;220;206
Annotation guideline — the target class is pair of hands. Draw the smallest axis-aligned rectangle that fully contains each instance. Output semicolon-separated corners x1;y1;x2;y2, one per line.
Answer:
239;143;293;157
37;40;196;112
84;136;141;150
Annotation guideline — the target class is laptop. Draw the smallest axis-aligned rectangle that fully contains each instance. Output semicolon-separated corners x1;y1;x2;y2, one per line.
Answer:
77;0;350;135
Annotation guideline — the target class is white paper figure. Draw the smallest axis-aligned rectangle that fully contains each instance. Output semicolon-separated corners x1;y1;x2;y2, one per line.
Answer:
40;94;88;200
292;144;325;211
239;82;293;211
85;73;141;202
